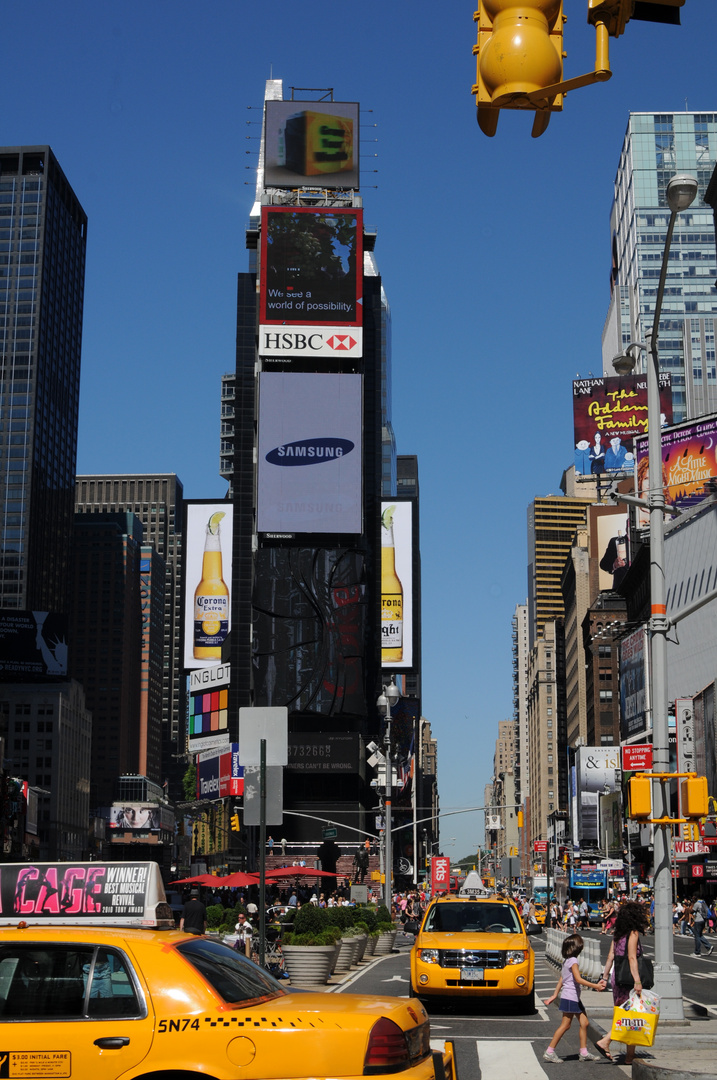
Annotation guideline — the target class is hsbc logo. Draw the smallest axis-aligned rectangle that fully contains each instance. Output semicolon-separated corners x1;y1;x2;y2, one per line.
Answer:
259;325;362;359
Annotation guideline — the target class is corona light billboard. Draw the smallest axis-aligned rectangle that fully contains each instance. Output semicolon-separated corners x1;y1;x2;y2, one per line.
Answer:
263;100;360;190
381;500;414;671
257;373;362;534
259;206;362;359
183;502;233;669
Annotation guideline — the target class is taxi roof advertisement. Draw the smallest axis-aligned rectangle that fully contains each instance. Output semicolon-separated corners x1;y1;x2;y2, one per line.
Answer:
263;101;360;190
0;862;161;923
572;374;672;476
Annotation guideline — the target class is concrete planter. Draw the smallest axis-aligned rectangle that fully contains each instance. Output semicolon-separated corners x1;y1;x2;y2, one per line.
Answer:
353;933;369;963
281;944;335;985
334;936;360;973
365;935;378;956
373;929;398;956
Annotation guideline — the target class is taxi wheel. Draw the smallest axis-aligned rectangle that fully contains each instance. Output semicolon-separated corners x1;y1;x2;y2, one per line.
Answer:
134;1072;221;1080
513;987;535;1014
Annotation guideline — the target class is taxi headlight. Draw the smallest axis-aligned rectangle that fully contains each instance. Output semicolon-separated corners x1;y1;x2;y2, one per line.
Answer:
417;948;439;964
506;950;527;965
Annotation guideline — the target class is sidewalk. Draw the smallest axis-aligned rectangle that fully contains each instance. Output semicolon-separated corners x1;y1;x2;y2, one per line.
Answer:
581;987;717;1078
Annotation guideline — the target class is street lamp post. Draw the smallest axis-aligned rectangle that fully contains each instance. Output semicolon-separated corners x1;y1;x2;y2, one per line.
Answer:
612;173;698;1022
377;679;400;914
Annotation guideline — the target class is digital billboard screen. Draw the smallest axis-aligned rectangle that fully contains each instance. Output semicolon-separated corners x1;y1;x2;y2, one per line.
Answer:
257;373;362;534
260;206;362;326
263;100;360;190
381;500;414;671
572;374;672;476
183;502;233;669
634;414;717;515
0;610;68;680
620;629;649;740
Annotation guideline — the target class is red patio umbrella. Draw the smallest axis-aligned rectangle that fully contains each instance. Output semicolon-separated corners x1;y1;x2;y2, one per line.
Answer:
213;872;260;888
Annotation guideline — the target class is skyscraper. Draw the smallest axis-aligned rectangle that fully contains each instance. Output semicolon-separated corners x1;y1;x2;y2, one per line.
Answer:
0;147;87;612
527;494;593;648
601;112;717;420
74;474;186;796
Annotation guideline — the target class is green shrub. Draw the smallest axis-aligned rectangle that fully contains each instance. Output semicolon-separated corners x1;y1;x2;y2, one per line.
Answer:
326;906;354;931
357;907;377;932
376;904;391;925
205;904;226;929
283;929;337;946
292;904;329;936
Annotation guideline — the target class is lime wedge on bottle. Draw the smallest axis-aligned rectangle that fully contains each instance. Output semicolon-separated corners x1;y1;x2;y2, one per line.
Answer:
381;505;396;530
208;511;226;534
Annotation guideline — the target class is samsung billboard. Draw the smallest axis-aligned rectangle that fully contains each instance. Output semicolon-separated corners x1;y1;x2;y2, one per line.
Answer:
257;373;362;534
263;101;360;190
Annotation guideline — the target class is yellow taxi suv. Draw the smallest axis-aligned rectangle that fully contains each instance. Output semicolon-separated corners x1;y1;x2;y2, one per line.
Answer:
410;891;537;1012
0;862;457;1080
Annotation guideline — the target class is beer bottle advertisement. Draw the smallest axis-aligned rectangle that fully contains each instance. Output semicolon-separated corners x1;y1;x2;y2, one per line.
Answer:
380;500;413;670
183;503;233;668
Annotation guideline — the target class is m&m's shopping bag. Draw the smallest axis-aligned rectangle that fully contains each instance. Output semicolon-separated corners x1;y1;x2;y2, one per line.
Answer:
610;989;660;1047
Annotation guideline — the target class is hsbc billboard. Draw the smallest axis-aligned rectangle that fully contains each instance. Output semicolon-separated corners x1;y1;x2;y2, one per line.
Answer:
258;327;361;358
259;206;362;359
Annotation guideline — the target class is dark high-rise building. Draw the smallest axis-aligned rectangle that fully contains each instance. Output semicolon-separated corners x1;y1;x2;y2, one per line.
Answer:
0;147;87;612
75;474;185;795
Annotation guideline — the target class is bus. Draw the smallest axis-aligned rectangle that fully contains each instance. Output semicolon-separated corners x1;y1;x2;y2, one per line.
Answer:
554;868;609;925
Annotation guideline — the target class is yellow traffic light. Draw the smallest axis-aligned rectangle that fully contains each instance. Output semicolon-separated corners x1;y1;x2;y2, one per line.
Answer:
517;809;524;828
628;776;652;819
588;0;683;38
681;776;709;819
472;0;565;138
230;813;240;832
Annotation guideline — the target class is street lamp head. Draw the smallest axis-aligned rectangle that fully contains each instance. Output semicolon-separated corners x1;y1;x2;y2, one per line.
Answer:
612;351;637;376
666;174;698;214
385;677;400;708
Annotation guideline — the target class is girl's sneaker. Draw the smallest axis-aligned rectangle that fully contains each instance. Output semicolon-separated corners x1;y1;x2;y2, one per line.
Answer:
579;1050;598;1061
543;1049;563;1063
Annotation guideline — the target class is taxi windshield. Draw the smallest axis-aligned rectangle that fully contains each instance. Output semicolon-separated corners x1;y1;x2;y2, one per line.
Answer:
424;902;522;934
177;938;286;1004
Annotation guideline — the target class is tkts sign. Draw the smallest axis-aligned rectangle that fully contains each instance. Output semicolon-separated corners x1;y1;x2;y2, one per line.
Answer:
258;326;362;358
430;856;451;895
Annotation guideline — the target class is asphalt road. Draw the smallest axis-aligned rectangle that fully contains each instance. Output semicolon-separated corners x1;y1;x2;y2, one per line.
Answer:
329;929;717;1080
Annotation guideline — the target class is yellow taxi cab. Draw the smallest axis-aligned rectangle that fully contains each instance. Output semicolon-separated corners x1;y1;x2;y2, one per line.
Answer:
0;862;457;1080
410;882;537;1012
533;903;547;925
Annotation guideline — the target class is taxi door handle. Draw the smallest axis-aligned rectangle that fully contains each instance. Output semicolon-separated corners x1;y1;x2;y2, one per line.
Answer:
94;1037;130;1049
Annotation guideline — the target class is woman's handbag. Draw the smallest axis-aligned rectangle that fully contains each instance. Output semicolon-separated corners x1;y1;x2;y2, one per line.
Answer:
614;951;654;990
610;989;660;1046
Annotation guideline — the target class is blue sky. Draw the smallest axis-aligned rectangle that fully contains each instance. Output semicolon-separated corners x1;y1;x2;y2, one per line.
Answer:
3;1;716;862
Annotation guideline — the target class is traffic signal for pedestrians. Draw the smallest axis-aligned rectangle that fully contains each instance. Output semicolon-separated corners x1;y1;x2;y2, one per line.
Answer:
230;813;240;832
472;1;565;138
680;776;709;819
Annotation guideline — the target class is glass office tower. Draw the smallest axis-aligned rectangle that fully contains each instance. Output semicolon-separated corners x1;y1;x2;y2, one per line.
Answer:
602;112;717;421
0;147;87;612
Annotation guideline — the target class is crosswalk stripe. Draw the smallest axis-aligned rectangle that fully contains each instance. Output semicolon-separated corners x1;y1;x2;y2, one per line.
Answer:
477;1040;546;1079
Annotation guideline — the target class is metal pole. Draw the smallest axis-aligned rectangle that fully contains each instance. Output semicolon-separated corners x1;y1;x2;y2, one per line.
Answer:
384;717;392;914
647;207;684;1021
259;738;266;970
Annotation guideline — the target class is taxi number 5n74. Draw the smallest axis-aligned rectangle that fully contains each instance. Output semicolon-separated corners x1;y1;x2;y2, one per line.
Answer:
158;1019;201;1033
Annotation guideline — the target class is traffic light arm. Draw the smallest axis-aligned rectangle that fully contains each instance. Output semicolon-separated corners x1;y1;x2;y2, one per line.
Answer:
525;18;611;108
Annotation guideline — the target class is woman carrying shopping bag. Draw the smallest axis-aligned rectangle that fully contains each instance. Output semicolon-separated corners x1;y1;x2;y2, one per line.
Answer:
596;901;652;1064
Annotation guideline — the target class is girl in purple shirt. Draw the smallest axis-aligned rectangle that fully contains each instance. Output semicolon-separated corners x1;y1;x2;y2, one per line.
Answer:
543;934;606;1062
